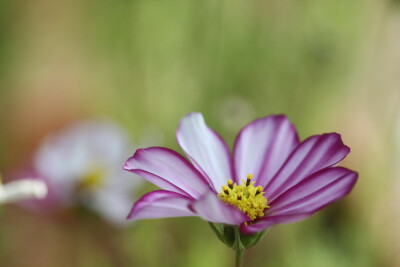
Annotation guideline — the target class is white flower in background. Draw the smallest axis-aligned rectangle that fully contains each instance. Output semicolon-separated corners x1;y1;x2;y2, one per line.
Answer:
0;175;47;204
31;120;145;226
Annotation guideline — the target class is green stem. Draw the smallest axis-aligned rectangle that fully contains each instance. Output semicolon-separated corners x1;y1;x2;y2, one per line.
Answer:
235;249;244;267
234;227;244;267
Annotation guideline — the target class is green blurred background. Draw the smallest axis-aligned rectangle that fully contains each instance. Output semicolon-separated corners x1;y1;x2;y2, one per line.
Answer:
0;0;399;266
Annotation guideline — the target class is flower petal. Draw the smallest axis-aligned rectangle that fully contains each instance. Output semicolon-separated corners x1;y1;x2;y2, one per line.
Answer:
269;167;357;214
241;167;357;234
176;113;232;192
127;190;196;220
34;121;132;185
265;133;350;201
0;179;47;204
233;115;299;186
240;214;311;234
189;191;249;225
87;189;134;226
124;147;210;198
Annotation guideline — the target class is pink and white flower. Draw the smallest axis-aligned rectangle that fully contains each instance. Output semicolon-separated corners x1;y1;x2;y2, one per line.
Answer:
124;113;358;234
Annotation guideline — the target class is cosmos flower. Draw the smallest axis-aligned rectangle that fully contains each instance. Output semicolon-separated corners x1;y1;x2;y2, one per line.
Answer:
124;113;357;234
0;175;47;204
24;121;143;226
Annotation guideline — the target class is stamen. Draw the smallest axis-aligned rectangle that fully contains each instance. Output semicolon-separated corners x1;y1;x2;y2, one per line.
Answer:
227;179;234;189
222;185;229;195
218;173;269;222
255;186;263;196
246;174;253;187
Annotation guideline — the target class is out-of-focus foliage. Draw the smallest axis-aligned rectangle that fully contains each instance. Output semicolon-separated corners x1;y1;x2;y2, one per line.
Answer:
0;0;399;266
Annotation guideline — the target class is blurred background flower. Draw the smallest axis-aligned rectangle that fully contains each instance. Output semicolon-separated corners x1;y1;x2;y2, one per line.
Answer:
0;0;399;266
25;120;142;226
0;120;153;267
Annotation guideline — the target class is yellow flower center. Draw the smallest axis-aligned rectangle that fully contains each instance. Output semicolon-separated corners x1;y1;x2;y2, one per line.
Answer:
218;174;269;222
78;168;104;191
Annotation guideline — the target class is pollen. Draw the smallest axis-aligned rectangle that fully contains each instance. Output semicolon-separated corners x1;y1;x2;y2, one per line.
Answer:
218;174;270;221
78;168;103;190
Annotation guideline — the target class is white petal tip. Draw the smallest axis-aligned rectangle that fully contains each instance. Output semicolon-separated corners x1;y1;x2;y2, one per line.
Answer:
29;180;48;199
0;179;48;204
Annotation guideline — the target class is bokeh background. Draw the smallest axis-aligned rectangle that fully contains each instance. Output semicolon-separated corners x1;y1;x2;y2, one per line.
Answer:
0;0;399;266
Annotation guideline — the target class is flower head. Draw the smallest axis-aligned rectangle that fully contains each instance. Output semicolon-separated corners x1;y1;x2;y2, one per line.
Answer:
24;120;143;226
124;113;357;234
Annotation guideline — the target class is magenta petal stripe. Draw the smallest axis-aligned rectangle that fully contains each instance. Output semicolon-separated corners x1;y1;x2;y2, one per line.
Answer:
189;192;249;226
240;213;312;234
233;115;299;186
269;167;358;214
124;147;210;198
127;190;196;220
265;133;350;202
241;167;357;234
176;113;233;192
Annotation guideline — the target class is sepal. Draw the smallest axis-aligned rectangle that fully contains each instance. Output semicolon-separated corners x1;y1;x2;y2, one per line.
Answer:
208;223;268;249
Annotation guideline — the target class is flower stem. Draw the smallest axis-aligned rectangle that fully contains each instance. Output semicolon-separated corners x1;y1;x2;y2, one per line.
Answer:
235;248;244;267
234;227;244;267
